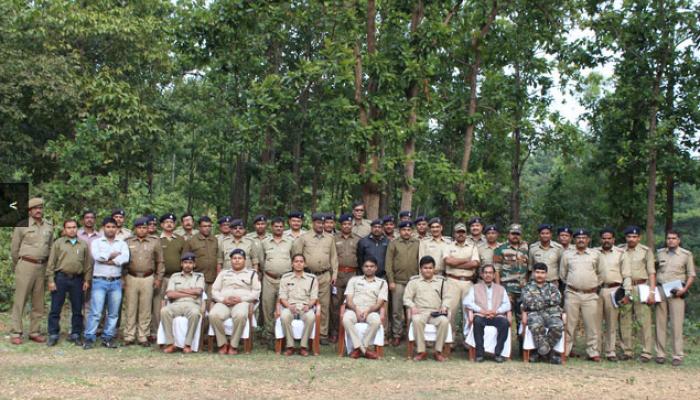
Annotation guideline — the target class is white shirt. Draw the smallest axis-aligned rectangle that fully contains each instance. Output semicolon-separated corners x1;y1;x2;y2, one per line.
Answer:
91;237;130;278
463;283;511;314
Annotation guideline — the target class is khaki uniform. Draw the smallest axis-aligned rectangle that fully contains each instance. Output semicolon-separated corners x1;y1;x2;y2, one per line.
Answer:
10;218;54;338
351;219;372;238
218;236;260;271
385;237;419;339
620;244;655;358
560;248;602;358
152;234;185;336
279;272;319;348
443;241;480;338
246;232;271;271
124;236;164;343
403;275;451;353
418;236;452;274
595;246;630;357
283;228;306;240
528;241;563;283
292;231;338;338
331;232;360;338
260;236;294;333
183;234;219;297
209;269;261;348
110;227;132;242
655;247;695;360
478;242;501;268
160;272;205;346
174;227;198;241
343;276;388;351
467;236;487;248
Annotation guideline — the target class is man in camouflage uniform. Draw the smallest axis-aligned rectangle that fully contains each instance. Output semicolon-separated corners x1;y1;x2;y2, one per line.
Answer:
521;262;564;364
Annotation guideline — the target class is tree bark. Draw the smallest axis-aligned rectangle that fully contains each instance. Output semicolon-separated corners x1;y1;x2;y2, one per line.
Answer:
664;174;674;232
510;62;522;223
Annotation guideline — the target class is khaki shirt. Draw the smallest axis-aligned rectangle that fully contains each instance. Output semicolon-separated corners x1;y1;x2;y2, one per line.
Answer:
656;247;696;284
211;268;261;303
346;275;388;309
218;236;260;270
216;233;231;250
292;231;339;280
403;275;450;312
418;236;452;273
114;227;132;242
46;237;92;284
351;219;372;238
283;229;306;240
11;218;54;265
183;234;219;283
174;227;198;241
596;247;631;291
528;241;563;282
467;236;487;248
478;242;501;268
166;272;205;305
385;237;420;284
126;236;165;279
335;232;359;269
443;241;480;279
622;244;655;281
261;236;294;277
560;248;602;290
160;234;186;276
279;272;319;311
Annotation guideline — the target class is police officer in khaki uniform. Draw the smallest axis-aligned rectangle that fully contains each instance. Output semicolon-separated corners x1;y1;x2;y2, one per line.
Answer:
152;213;185;341
595;228;630;361
343;257;387;359
619;225;656;362
182;216;218;298
10;197;54;344
557;226;573;253
246;215;271;270
404;256;451;362
123;217;164;346
418;218;452;274
279;254;319;356
218;219;260;271
260;217;293;335
108;209;132;241
323;213;336;234
161;252;205;353
145;214;158;237
385;220;419;346
174;212;198;240
560;228;602;361
331;213;360;343
413;215;429;241
443;222;480;343
382;215;398;241
215;216;233;248
292;213;338;344
478;224;501;267
284;211;306;240
467;217;487;247
209;249;261;355
528;224;563;284
350;201;372;238
655;230;695;366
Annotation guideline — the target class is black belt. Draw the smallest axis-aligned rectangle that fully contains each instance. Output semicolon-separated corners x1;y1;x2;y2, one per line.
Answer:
306;269;330;276
94;276;121;282
56;271;82;279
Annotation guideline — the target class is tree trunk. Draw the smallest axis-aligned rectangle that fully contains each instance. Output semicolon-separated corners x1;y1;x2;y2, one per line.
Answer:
664;174;674;232
231;153;246;217
510;62;522;223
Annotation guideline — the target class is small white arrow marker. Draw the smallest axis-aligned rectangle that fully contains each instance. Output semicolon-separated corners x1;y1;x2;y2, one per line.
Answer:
9;201;17;210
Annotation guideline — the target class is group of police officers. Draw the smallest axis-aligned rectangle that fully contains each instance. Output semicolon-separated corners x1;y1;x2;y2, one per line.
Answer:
9;198;696;366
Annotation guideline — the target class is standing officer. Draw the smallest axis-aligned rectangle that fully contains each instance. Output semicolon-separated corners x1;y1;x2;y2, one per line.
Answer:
292;213;338;345
323;213;336;234
46;219;92;346
182;216;218;299
655;230;695;366
246;214;270;242
350;201;372;238
557;226;573;253
284;211;306;239
260;217;294;335
403;256;451;362
215;216;233;248
443;222;481;344
560;228;602;361
279;254;319;356
330;213;360;343
356;219;389;277
209;249;261;355
494;224;529;352
123;217;164;346
218;219;260;271
479;225;501;267
151;213;186;342
419;217;452;274
10;197;53;345
77;210;101;246
161;252;205;354
595;228;630;361
528;224;563;285
619;225;656;362
385;220;419;346
521;263;564;364
383;215;398;240
467;217;486;247
413;215;429;241
145;215;158;237
108;209;132;241
174;212;198;240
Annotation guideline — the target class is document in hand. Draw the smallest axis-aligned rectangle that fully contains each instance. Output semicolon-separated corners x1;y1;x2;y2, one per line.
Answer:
661;280;683;298
637;284;661;303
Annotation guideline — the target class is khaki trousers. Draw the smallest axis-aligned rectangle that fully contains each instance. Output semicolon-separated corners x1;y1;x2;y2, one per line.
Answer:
445;278;473;340
151;276;170;337
209;302;250;348
619;285;653;358
390;283;407;338
597;286;620;357
411;312;449;353
124;275;154;342
261;274;281;335
330;271;355;337
343;310;381;351
564;290;599;358
160;301;201;346
280;308;315;348
316;271;331;338
655;289;685;360
11;260;46;337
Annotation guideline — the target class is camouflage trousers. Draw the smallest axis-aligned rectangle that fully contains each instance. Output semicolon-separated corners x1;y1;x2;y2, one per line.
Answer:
528;312;564;351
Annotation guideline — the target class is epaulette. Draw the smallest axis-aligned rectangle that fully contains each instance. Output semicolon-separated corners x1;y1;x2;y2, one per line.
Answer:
409;274;421;281
281;271;294;278
551;241;563;248
678;247;692;255
638;244;649;251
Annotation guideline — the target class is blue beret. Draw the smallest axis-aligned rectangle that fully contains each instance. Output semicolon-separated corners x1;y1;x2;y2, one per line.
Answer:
102;217;117;226
198;216;212;224
217;216;232;225
311;212;326;221
429;217;442;226
623;225;641;236
230;219;244;228
324;213;335;221
398;221;413;229
111;208;125;217
484;224;498;233
370;219;383;226
253;214;267;223
229;248;246;258
468;216;483;226
573;228;590;237
144;214;157;223
557;226;572;235
288;211;304;219
399;210;412;218
382;215;395;224
537;223;553;232
181;252;196;261
133;217;149;227
600;227;616;236
159;213;176;223
414;215;428;223
339;213;352;223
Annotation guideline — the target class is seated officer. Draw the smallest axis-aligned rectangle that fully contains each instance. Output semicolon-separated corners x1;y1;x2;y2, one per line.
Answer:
160;252;205;353
209;249;261;355
279;254;319;356
343;256;387;359
463;264;511;363
521;262;564;364
403;256;451;362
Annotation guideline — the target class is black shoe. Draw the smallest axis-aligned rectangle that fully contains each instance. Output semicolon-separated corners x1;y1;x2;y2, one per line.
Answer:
139;341;150;348
320;338;329;346
102;339;119;349
530;353;540;363
550;354;562;365
47;336;59;347
67;335;81;345
83;340;95;350
475;353;485;363
494;355;505;363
